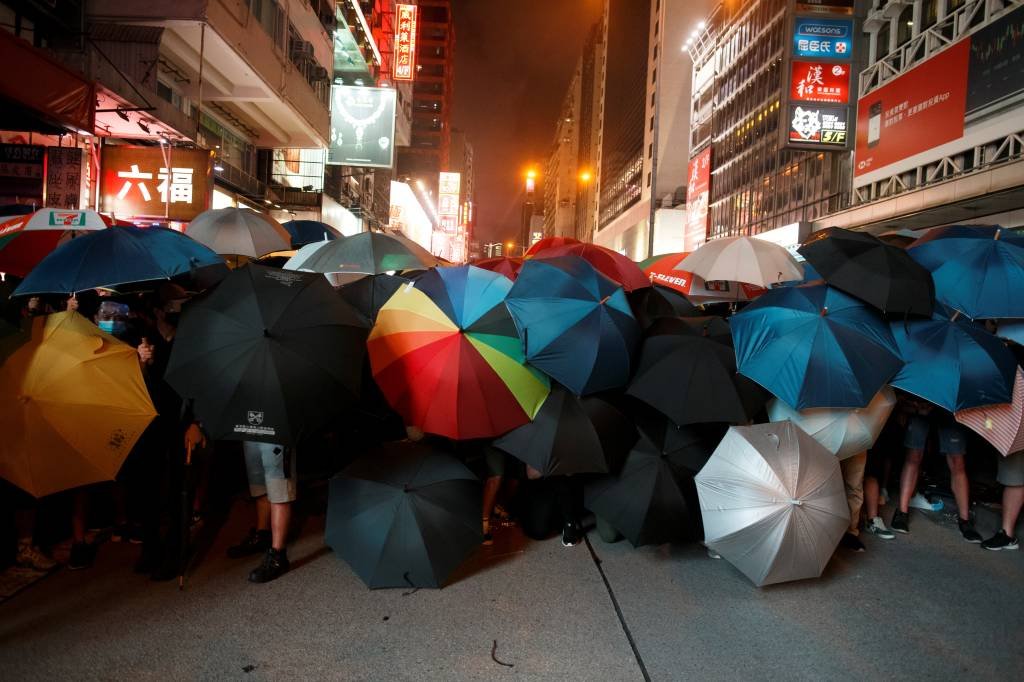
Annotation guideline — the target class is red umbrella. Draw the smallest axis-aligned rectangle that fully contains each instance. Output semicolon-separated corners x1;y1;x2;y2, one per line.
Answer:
525;236;581;257
472;256;523;281
642;253;766;303
535;243;651;292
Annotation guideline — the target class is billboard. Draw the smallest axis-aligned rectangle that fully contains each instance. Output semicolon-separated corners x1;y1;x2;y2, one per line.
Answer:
966;5;1024;119
328;86;397;168
790;61;850;104
792;17;853;60
438;171;461;234
788;105;850;147
100;145;212;221
394;4;417;81
684;147;711;251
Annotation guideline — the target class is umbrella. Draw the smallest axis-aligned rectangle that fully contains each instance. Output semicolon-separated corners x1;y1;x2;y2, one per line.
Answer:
907;225;1024;319
889;303;1016;412
506;256;640;395
525;236;581;257
13;226;226;296
337;273;411;324
325;441;481;589
281;219;342;248
642;252;767;303
955;369;1024;456
797;227;933;316
283;240;330;271
633;410;727;478
674;315;732;345
472;256;523;281
289;231;441;275
493;385;636;476
767;387;897;460
0;311;156;497
368;265;549;440
627;285;698;329
695;421;849;587
0;208;107;277
185;207;291;259
730;284;903;409
677;236;804;288
165;264;368;446
535;243;651;292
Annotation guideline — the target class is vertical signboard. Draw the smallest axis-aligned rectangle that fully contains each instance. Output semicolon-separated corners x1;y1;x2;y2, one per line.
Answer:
100;146;213;221
438;171;461;233
328;86;397;168
45;146;85;210
394;4;418;81
684;147;711;251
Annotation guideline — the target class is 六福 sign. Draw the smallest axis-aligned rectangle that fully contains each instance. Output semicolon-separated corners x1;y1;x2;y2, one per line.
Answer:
100;145;212;221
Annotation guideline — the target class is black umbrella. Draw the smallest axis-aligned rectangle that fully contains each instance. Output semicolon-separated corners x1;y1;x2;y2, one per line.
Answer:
798;227;934;316
492;385;637;476
325;441;481;589
628;284;698;329
337;273;410;325
633;411;727;478
165;264;368;446
646;315;732;346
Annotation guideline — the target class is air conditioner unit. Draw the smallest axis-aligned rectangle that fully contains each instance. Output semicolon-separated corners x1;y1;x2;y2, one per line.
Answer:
311;65;329;81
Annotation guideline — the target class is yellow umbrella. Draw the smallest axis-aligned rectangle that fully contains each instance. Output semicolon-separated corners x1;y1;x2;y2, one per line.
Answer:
0;311;157;497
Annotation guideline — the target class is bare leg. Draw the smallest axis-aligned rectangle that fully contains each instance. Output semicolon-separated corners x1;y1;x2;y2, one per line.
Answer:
864;476;880;520
256;496;271;532
898;449;924;514
1003;486;1024;536
946;454;970;520
269;502;291;551
482;475;502;533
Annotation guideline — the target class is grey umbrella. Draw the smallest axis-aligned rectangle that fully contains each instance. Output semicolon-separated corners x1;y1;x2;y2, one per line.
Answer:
185;207;291;259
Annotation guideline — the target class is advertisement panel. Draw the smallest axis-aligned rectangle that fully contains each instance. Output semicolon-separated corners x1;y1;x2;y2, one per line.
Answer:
100;145;212;221
0;144;44;205
438;171;461;234
854;40;970;178
328;86;397;168
388;180;433;251
792;17;853;60
45;146;85;210
788;105;850;147
795;0;854;14
394;4;417;81
684;147;711;252
966;5;1024;119
790;61;851;104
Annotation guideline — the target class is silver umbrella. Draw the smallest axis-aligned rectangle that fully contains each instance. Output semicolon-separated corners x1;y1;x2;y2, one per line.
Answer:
185;207;290;260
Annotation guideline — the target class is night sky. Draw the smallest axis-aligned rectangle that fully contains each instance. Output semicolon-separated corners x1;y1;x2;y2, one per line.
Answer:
451;0;604;246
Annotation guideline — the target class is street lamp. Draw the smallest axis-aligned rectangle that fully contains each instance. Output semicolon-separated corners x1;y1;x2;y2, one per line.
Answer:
578;169;593;184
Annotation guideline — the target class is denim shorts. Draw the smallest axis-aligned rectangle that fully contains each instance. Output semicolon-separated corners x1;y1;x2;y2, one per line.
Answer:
903;415;930;450
243;441;297;503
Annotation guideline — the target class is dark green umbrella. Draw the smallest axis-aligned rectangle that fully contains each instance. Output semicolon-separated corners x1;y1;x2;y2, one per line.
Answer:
165;264;368;446
325;441;482;589
287;231;441;275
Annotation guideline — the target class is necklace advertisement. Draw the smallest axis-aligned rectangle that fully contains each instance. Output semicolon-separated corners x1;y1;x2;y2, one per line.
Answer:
328;85;397;169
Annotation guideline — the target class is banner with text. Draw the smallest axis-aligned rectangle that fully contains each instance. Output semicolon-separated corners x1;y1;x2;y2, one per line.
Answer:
100;145;212;221
684;147;711;252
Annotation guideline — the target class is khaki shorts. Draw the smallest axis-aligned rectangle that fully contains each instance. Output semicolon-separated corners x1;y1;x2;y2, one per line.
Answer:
243;441;297;503
998;451;1024;487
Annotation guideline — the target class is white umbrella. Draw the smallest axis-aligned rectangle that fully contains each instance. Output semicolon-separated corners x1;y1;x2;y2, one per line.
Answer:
676;236;804;288
767;387;896;460
185;207;290;259
696;421;848;587
283;240;332;271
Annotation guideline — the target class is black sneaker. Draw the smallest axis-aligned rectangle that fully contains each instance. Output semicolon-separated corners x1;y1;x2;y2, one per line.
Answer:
227;528;271;558
981;530;1020;551
68;542;93;570
561;521;583;547
890;510;910;534
839;532;865;552
958;517;983;544
248;548;289;583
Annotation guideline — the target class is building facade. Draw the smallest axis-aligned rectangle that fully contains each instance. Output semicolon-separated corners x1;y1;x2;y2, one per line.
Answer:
543;66;583;241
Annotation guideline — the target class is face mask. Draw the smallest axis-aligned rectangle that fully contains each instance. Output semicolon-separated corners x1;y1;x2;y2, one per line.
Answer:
98;320;127;335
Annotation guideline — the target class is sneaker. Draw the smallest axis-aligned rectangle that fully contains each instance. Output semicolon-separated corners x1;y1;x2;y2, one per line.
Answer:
958;517;983;544
890;510;910;534
68;542;94;570
15;542;57;571
981;530;1020;551
909;492;943;512
706;547;722;559
561;521;583;547
248;548;290;583
865;516;895;540
839;532;866;552
226;528;271;559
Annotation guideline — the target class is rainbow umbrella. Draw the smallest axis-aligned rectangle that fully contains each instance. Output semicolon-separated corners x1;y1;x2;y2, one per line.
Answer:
368;265;549;440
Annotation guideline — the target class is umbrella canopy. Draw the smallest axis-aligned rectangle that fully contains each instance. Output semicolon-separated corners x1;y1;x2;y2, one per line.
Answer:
767;387;897;460
955;368;1024;456
535;243;651;292
281;219;342;248
165;264;368;446
696;421;849;587
642;252;767;303
0;312;156;497
13;226;225;296
289;231;441;275
731;284;903;409
627;285;698;329
907;225;1024;319
632;411;726;477
368;265;549;440
283;240;330;271
798;227;934;316
0;208;107;277
325;441;481;589
889;303;1016;412
185;208;291;259
506;256;640;395
677;236;804;288
472;256;523;281
493;386;636;476
675;315;732;345
524;236;581;257
337;273;411;325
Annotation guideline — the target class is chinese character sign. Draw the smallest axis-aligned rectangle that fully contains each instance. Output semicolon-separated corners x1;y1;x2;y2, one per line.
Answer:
684;147;712;252
100;146;212;221
45;147;85;210
394;4;418;81
438;171;461;234
792;18;853;60
790;61;850;104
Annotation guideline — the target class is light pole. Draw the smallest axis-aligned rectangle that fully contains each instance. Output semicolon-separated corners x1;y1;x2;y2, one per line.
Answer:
575;168;593;242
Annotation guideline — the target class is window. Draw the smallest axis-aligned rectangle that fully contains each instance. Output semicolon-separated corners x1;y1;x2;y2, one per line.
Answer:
876;20;891;61
896;7;914;47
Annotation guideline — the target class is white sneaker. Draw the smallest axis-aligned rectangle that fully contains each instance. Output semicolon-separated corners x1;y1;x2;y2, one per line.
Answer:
16;542;57;571
865;516;895;540
909;492;943;512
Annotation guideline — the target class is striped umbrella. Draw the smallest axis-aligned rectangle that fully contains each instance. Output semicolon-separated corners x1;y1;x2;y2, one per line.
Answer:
368;265;549;440
955;369;1024;456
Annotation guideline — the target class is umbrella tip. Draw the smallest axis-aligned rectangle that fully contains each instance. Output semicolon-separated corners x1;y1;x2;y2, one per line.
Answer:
820;306;828;317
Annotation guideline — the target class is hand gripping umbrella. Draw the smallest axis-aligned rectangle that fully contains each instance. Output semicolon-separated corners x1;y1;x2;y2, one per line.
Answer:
0;208;107;277
767;387;897;460
534;242;652;292
696;421;849;587
325;441;481;589
676;236;804;289
288;231;441;275
368;265;549;440
956;369;1024;456
165;264;368;446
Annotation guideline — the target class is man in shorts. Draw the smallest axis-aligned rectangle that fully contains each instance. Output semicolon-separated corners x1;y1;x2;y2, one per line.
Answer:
981;451;1022;550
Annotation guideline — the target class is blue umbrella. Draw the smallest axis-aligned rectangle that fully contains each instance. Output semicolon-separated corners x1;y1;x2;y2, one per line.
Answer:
14;226;225;296
908;225;1024;319
506;255;639;395
281;220;342;248
730;284;903;409
890;303;1016;412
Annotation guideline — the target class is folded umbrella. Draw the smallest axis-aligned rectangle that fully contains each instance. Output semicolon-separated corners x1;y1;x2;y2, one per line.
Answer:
472;256;523;281
696;421;849;587
731;284;903;409
767;387;896;460
676;236;804;288
368;265;549;440
0;208;107;277
165;264;368;446
535;243;651;292
524;236;581;257
325;441;481;589
281;219;342;248
186;207;290;260
289;231;441;275
955;369;1024;456
337;273;411;325
0;311;156;497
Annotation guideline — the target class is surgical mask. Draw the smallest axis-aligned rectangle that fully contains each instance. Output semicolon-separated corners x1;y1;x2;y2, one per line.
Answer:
98;320;127;335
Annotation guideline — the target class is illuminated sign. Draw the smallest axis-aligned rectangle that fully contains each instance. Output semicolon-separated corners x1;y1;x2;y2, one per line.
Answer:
438;171;461;234
792;18;853;60
394;4;417;81
790;61;850;104
685;147;712;251
788;105;850;147
100;145;212;221
328;86;397;168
